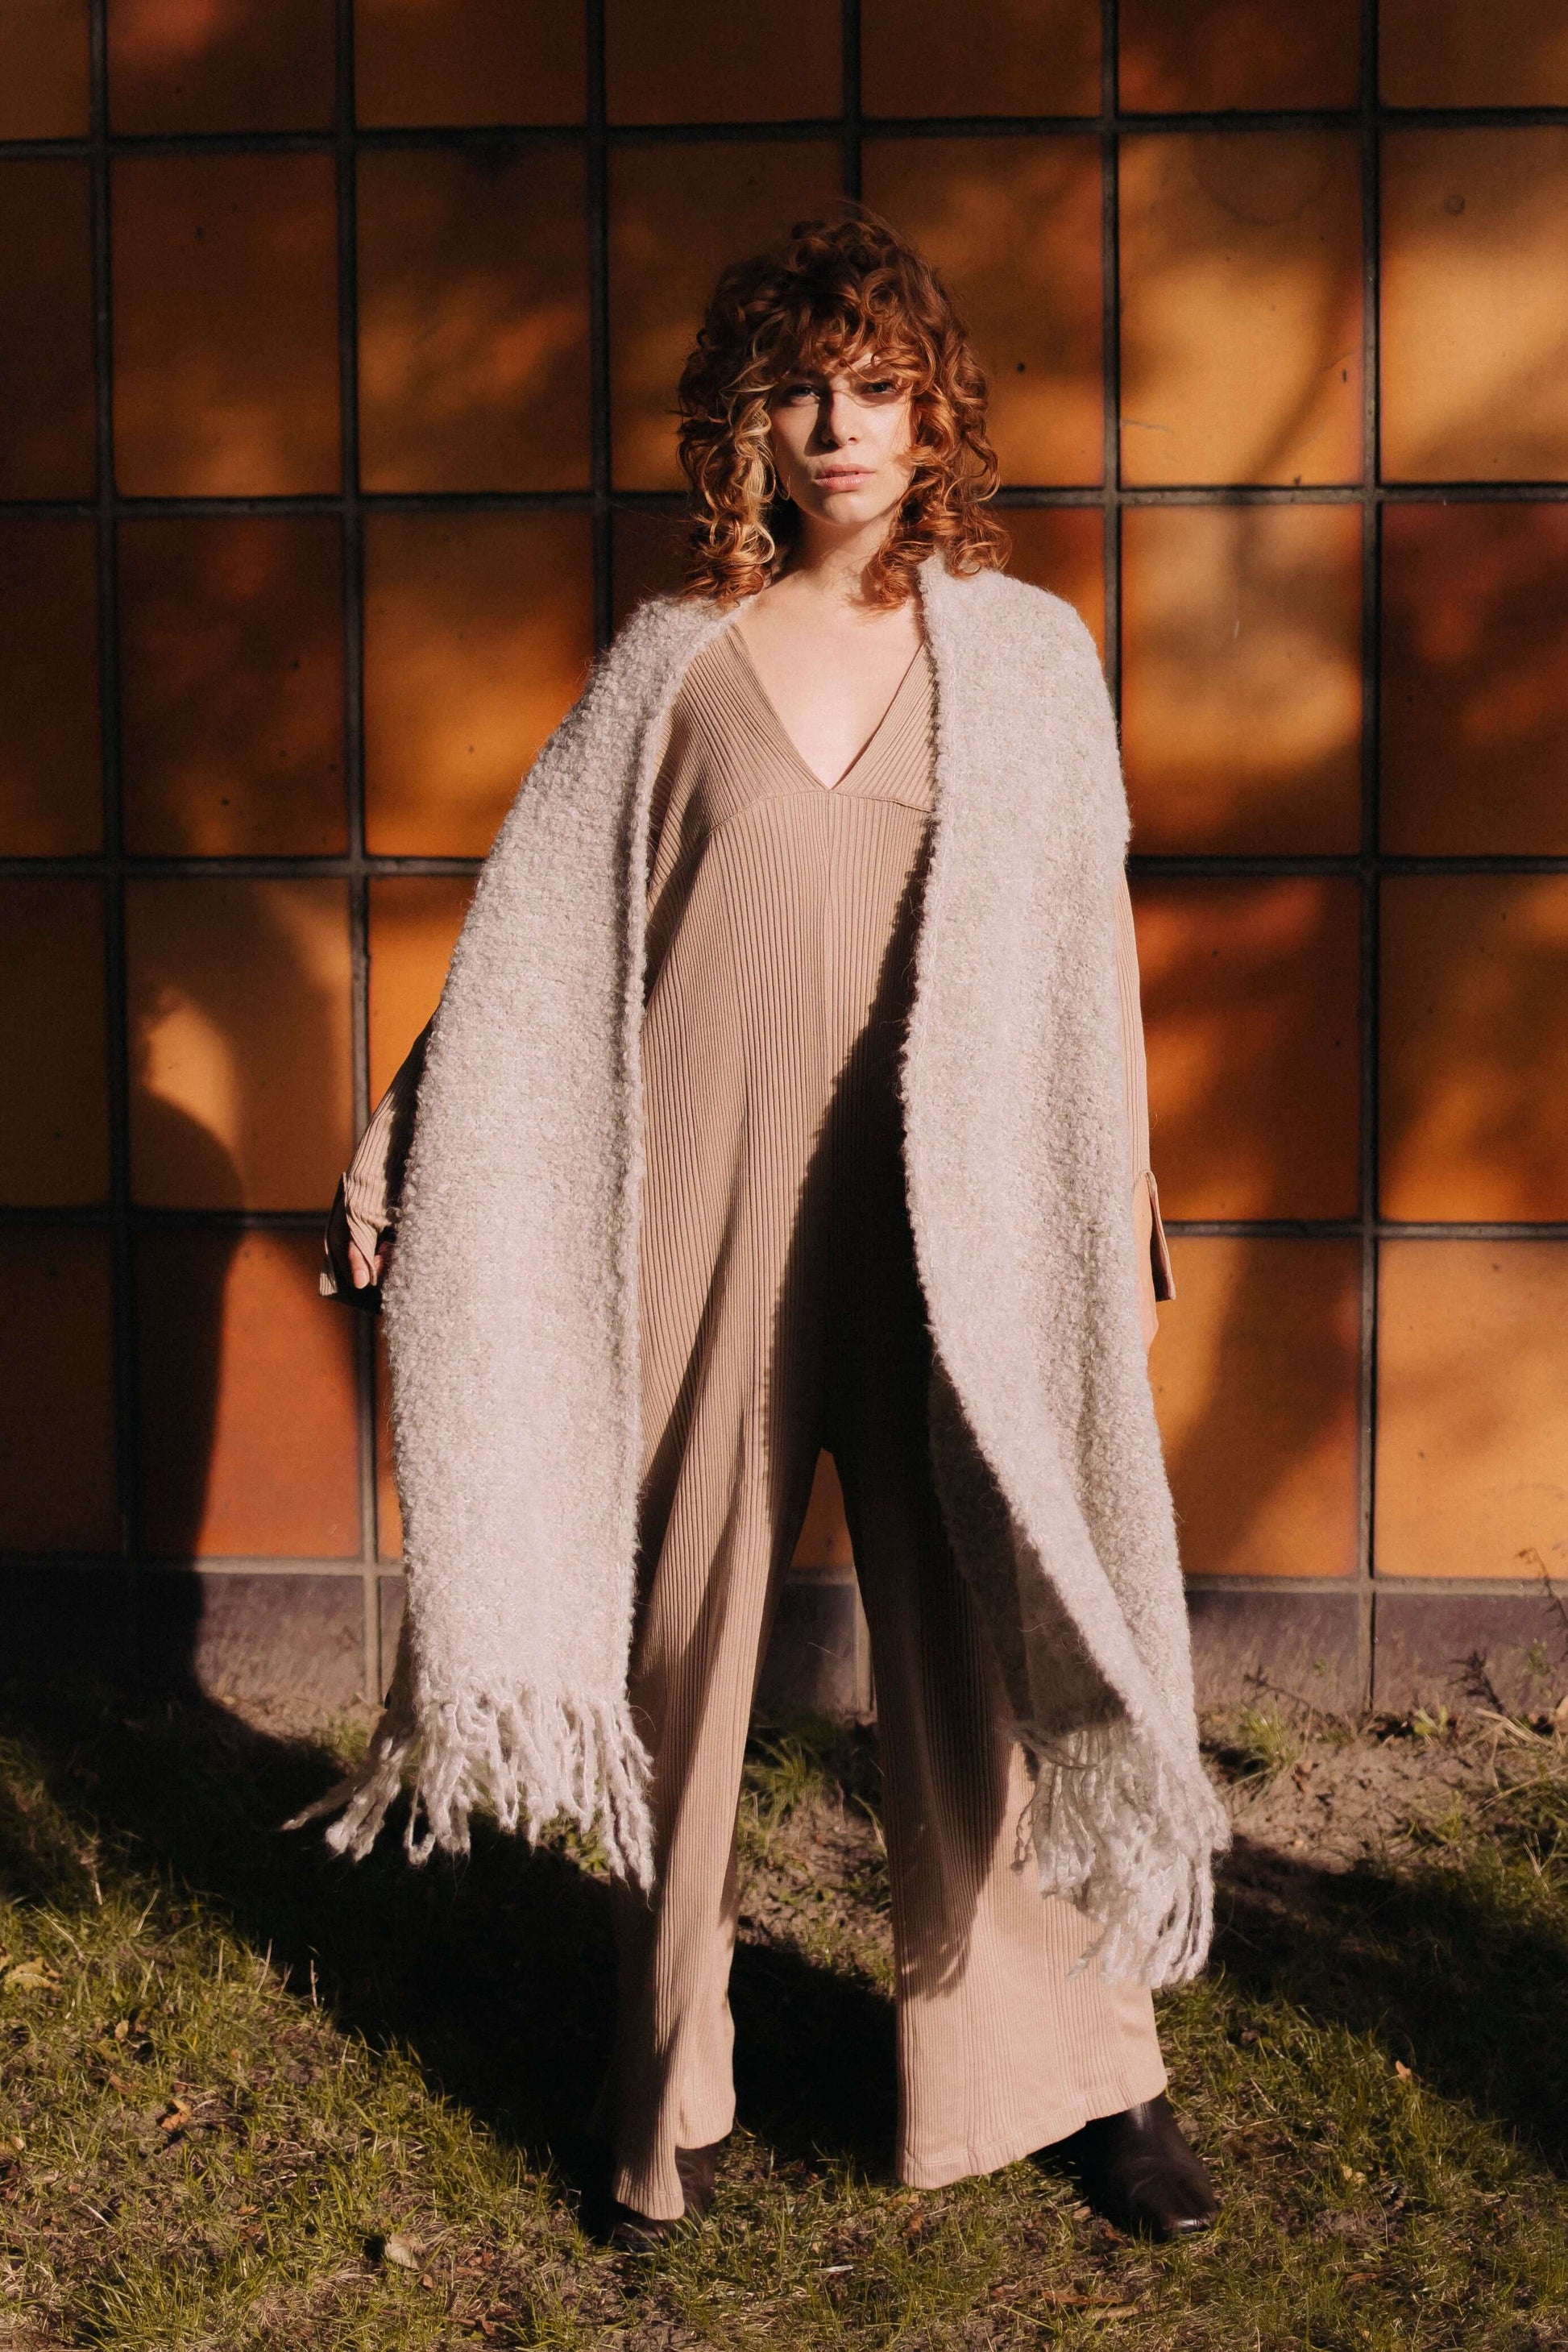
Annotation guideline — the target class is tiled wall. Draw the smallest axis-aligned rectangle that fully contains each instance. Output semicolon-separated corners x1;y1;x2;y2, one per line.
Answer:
5;1;1568;1724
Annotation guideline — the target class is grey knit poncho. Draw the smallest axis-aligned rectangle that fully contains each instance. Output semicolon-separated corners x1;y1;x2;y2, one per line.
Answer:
296;557;1229;1989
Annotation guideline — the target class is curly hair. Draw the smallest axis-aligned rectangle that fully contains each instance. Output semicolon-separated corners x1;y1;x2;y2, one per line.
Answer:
676;206;1008;608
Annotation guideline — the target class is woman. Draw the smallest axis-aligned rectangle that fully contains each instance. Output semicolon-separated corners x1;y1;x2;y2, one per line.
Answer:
311;209;1229;2246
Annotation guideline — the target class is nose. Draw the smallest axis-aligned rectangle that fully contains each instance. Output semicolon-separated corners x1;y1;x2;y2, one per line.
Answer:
815;387;860;448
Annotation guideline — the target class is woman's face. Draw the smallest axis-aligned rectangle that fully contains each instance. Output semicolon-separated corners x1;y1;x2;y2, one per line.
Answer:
765;360;915;539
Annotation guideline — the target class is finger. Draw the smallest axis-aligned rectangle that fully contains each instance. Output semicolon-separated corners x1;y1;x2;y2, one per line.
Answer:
348;1240;373;1288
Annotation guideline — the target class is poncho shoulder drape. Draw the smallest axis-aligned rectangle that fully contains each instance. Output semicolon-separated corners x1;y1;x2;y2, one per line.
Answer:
297;557;1229;1989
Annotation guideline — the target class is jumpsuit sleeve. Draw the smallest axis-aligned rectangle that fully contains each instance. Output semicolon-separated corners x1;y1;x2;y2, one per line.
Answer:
1114;871;1176;1344
318;1020;433;1300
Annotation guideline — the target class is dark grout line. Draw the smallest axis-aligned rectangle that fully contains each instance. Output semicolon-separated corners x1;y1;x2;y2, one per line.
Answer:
1354;0;1383;1705
7;481;1568;524
85;0;143;1671
1100;0;1122;707
840;0;862;202
586;0;613;651
7;97;1568;161
11;852;1568;881
332;0;382;1701
8;1204;1564;1242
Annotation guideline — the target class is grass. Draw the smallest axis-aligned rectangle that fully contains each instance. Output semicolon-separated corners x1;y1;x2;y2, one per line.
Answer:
2;1682;1568;2350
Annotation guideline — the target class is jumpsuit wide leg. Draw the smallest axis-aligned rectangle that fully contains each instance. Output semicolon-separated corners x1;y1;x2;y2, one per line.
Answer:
605;624;1166;2224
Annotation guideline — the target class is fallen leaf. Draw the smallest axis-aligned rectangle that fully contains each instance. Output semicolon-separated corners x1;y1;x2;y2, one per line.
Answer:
820;2263;853;2275
114;2018;131;2042
159;2099;193;2133
1394;2060;1412;2081
1238;2027;1259;2045
382;2234;420;2270
106;2072;139;2099
3;1961;60;1993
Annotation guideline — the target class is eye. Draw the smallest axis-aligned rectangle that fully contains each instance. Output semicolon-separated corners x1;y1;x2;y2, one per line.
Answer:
856;375;902;400
774;380;818;405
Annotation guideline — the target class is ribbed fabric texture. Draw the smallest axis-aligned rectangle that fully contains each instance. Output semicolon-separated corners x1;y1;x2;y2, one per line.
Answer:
608;624;1164;2222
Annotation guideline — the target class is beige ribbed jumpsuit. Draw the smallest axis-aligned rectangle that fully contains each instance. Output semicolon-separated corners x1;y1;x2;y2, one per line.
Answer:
328;619;1174;2221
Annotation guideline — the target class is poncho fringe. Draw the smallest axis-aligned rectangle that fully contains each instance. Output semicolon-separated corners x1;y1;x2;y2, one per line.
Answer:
284;1649;656;1882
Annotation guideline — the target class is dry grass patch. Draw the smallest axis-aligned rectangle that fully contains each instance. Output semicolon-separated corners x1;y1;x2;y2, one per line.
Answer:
2;1684;1567;2349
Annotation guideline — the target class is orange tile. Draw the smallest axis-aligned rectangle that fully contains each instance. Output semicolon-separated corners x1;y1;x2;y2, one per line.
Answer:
612;507;687;629
136;1228;359;1558
0;160;95;497
112;152;339;496
375;1320;400;1560
107;0;334;132
790;1453;855;1574
355;0;584;127
607;0;837;122
0;1230;118;1552
0;0;89;137
608;141;840;491
1381;0;1568;108
1118;131;1363;487
1151;1236;1361;1578
1000;507;1105;657
862;0;1099;118
0;517;101;857
367;875;475;1098
0;881;109;1207
363;510;594;856
1122;502;1363;854
1135;877;1362;1218
1375;1240;1568;1578
1379;876;1568;1222
1120;0;1359;112
862;137;1103;487
118;517;346;857
357;145;589;492
126;878;353;1211
1381;129;1568;484
1382;503;1568;857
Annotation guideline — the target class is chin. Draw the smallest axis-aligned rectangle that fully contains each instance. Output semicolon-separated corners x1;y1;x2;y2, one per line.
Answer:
811;486;895;525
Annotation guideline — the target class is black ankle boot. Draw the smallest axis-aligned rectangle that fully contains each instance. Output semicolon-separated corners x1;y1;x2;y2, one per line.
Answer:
608;2138;728;2250
1067;2095;1217;2239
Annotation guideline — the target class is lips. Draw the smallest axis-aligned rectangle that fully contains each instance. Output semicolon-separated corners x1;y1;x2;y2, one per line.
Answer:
814;468;872;488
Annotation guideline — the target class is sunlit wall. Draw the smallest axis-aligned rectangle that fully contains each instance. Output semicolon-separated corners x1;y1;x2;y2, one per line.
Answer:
4;0;1567;1720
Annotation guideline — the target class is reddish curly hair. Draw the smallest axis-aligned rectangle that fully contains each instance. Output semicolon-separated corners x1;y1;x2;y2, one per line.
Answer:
676;206;1007;608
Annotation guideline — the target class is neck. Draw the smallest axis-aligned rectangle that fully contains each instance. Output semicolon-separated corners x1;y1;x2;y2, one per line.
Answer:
784;508;898;605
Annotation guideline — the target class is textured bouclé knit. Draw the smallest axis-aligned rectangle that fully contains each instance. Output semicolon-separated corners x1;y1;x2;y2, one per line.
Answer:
292;558;1230;1989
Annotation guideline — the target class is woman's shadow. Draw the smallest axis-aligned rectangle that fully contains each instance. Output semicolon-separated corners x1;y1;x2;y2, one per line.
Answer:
6;1671;1568;2212
0;1671;896;2213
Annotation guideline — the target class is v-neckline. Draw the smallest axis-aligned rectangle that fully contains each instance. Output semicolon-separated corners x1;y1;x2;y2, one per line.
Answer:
724;623;927;794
